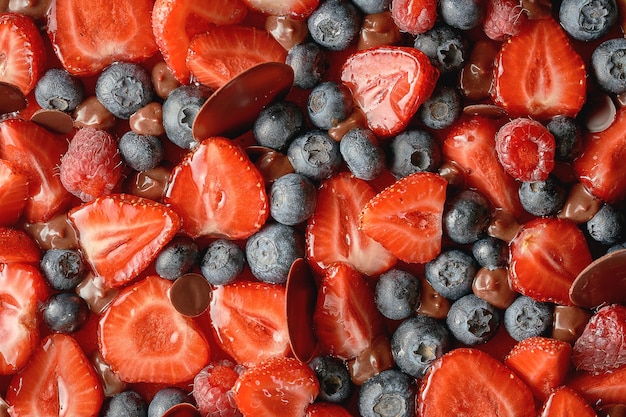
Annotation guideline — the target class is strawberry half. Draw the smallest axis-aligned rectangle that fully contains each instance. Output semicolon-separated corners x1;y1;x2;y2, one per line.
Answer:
152;0;248;84
359;171;447;264
6;334;103;417
243;0;319;19
0;13;45;95
98;275;210;383
46;0;158;76
492;17;586;120
391;0;437;35
164;137;269;240
341;46;439;138
569;363;626;406
0;159;28;226
418;348;536;417
0;263;47;375
305;172;396;277
504;336;572;401
233;357;319;417
0;227;40;264
539;386;597;417
306;403;354;417
509;217;592;305
187;26;287;90
210;281;290;367
68;194;181;289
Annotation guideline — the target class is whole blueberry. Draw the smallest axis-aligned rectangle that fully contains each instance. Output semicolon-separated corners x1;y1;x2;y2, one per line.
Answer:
592;38;626;94
253;101;303;150
358;369;415;417
270;173;317;226
287;130;342;181
309;355;353;403
443;190;491;244
447;294;500;345
103;391;148;417
245;223;304;284
504;296;553;341
42;292;90;334
425;249;477;300
390;129;441;178
148;387;192;417
339;128;386;180
118;131;164;172
440;0;484;30
560;0;617;41
155;236;199;281
307;81;353;130
472;236;509;270
587;203;626;245
608;241;626;253
40;249;88;291
352;0;391;14
391;315;450;378
200;239;245;286
162;85;208;149
546;116;582;161
35;68;84;112
308;0;361;51
286;42;327;89
519;176;566;217
96;62;154;119
414;23;466;73
375;269;421;320
417;84;462;130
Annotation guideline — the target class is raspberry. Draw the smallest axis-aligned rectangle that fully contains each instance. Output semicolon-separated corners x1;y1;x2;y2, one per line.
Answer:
483;0;528;41
192;360;243;417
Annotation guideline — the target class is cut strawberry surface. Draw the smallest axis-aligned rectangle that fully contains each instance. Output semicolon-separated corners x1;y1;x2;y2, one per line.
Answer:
187;26;287;90
509;218;592;306
341;46;439;138
152;0;248;84
359;171;447;264
539;386;597;417
569;363;626;406
6;334;103;417
418;348;536;417
68;194;181;289
391;0;437;35
0;227;40;264
210;281;290;367
243;0;319;19
0;159;28;226
164;137;269;240
305;172;396;277
46;0;158;76
0;263;47;375
306;403;354;417
98;275;210;383
492;17;586;120
0;13;45;95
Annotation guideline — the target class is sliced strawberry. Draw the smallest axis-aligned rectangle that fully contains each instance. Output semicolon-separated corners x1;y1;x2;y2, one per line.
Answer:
341;46;439;138
418;348;536;417
305;172;396;277
187;26;287;90
0;228;40;264
572;305;626;375
509;218;592;306
0;13;45;95
0;159;28;226
539;386;596;417
98;275;210;383
6;334;103;417
313;262;387;360
233;357;319;417
152;0;248;84
306;403;354;417
0;263;47;375
359;171;447;264
391;0;437;35
68;194;181;289
504;336;572;400
164;137;269;240
0;118;72;223
443;116;526;221
210;281;290;367
243;0;319;19
492;17;586;120
569;363;626;406
46;0;158;76
483;0;529;41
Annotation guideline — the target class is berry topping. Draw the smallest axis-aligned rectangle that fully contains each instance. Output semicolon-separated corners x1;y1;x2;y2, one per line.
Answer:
307;0;361;51
193;360;242;417
0;159;29;226
559;0;618;41
503;296;553;341
391;0;437;35
95;62;154;120
0;227;40;265
243;0;319;19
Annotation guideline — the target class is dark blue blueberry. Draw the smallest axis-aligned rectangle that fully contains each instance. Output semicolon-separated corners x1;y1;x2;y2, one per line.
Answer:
413;24;466;73
389;130;441;178
270;173;317;226
148;387;192;417
592;38;626;94
118;131;164;172
286;42;327;89
307;0;361;51
417;83;462;130
253;101;303;150
443;190;491;244
472;236;509;270
546;116;582;161
439;0;484;30
519;175;566;217
608;241;626;253
162;85;208;149
95;62;154;119
200;239;245;286
503;296;553;342
559;0;617;41
425;249;477;301
352;0;391;14
446;294;500;345
34;68;84;112
309;355;353;403
587;203;626;245
391;315;450;378
358;369;415;417
155;236;199;281
103;391;148;417
245;223;304;284
42;292;90;334
375;269;420;320
40;249;88;291
287;130;342;181
307;81;353;130
339;128;385;180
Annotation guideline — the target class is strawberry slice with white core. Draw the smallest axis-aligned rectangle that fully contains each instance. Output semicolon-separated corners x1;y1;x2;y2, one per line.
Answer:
243;0;319;19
